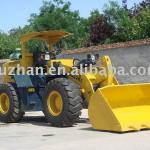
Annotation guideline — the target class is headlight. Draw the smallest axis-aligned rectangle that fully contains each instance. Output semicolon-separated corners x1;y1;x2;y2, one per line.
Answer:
45;54;50;60
90;55;96;62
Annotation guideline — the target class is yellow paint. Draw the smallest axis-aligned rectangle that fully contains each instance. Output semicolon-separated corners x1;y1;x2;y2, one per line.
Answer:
20;30;71;70
48;59;73;68
3;60;20;83
88;83;150;132
4;30;72;82
21;30;71;49
3;30;150;132
47;91;63;116
0;93;10;114
28;88;35;93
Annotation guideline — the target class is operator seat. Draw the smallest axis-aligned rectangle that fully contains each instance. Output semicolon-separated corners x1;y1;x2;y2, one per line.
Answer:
33;51;47;68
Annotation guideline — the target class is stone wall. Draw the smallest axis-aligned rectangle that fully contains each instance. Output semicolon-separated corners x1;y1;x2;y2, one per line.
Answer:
59;39;150;84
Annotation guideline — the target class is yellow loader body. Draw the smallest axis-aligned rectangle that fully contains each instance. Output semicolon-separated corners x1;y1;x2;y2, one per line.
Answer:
88;83;150;132
3;30;150;133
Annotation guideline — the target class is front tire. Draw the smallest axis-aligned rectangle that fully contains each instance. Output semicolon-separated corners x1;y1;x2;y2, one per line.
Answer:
0;83;23;123
43;78;83;127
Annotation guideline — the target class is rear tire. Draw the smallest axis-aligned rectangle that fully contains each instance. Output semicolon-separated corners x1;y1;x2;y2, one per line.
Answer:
0;83;23;123
43;78;83;127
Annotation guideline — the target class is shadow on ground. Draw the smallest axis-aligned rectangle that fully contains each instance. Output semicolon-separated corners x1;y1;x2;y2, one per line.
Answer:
20;116;89;127
79;126;150;134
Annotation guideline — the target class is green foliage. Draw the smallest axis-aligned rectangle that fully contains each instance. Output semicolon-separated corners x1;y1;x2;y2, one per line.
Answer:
0;26;33;58
0;0;150;58
136;7;150;38
87;10;101;26
103;1;136;42
26;39;48;52
102;1;150;42
0;32;13;58
29;0;88;49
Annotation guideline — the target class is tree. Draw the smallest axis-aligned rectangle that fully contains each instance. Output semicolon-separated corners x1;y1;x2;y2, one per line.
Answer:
89;15;115;45
0;0;150;58
29;0;88;49
130;0;150;17
0;32;14;58
102;1;145;42
136;7;150;38
0;26;32;58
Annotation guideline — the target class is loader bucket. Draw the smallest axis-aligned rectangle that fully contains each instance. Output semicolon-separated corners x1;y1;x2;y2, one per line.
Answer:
88;83;150;132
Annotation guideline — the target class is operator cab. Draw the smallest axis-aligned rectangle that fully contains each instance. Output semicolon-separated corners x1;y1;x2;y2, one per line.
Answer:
33;49;60;66
33;51;50;67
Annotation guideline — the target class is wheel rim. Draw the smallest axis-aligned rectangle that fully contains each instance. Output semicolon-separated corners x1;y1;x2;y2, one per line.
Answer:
0;93;10;114
47;91;63;116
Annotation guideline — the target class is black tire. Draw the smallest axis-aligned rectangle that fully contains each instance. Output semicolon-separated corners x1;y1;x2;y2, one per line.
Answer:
43;78;83;127
0;83;23;123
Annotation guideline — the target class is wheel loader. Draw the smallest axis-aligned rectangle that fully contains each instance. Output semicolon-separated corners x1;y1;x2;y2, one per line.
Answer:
0;30;150;132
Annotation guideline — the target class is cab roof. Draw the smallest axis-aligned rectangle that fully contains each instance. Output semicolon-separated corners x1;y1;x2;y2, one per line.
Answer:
21;30;71;45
